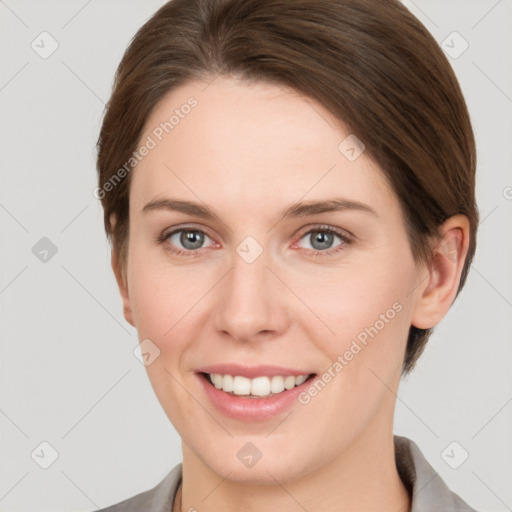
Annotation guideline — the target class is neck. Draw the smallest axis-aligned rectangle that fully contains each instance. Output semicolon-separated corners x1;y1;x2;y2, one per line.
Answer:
178;429;411;512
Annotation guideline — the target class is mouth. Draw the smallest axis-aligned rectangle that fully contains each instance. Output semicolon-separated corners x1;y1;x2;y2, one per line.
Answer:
198;371;317;399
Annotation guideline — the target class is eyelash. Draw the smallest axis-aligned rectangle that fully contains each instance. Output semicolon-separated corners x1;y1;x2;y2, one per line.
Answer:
155;224;353;258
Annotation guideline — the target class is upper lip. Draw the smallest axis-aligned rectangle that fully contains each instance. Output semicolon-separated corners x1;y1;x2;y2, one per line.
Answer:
196;364;315;379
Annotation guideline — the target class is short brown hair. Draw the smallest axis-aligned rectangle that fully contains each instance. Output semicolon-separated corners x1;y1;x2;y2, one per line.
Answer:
96;0;478;374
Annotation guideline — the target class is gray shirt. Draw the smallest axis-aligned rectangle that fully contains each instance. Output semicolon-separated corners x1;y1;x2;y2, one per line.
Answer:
97;436;477;511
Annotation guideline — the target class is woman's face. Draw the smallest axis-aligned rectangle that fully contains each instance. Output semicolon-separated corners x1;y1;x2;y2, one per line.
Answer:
120;76;427;483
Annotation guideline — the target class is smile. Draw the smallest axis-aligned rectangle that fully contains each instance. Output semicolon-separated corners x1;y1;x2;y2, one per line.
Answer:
195;364;317;420
206;373;311;398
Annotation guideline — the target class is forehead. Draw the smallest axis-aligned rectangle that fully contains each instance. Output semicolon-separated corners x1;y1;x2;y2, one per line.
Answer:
130;76;396;218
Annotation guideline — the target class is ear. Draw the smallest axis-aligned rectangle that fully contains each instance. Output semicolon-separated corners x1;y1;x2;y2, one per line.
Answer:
111;245;135;327
110;216;135;328
411;214;470;329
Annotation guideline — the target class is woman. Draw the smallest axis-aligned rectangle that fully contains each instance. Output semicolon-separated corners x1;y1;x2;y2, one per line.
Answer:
95;0;479;510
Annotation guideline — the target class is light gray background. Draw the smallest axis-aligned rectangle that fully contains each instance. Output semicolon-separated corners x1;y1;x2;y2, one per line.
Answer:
1;0;511;510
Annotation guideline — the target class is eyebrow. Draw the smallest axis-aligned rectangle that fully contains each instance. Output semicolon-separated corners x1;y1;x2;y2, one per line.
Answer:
142;197;378;220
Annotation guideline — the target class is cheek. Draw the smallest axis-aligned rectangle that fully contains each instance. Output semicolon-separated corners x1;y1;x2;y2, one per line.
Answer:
308;246;417;375
126;238;209;336
290;257;416;446
126;252;208;423
128;269;179;341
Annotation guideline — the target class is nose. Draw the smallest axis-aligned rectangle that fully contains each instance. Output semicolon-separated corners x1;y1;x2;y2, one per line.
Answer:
212;246;290;344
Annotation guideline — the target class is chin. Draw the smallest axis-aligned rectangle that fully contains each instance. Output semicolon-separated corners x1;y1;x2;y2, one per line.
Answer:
194;438;315;485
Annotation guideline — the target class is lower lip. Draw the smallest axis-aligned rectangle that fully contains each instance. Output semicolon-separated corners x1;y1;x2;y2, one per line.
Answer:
197;373;315;422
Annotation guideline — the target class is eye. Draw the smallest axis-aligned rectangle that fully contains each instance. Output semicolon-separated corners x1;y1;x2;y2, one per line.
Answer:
158;227;215;255
156;224;352;258
296;225;352;256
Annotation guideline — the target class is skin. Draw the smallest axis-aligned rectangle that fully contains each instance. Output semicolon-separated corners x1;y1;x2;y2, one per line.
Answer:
111;76;470;512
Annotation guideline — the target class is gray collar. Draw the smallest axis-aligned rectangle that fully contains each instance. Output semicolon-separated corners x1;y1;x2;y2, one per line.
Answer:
394;435;476;511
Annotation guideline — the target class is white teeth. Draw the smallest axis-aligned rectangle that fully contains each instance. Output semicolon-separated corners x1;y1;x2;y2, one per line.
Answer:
232;376;251;395
270;376;285;394
212;373;223;389
295;374;308;386
207;373;310;397
222;374;234;392
251;376;271;397
284;376;296;390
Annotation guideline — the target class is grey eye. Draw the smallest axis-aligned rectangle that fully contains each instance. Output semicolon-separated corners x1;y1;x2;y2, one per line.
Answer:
300;230;343;251
169;230;211;250
310;231;334;250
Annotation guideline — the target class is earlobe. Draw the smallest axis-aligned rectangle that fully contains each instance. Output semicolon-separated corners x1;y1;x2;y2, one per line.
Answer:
411;214;470;330
111;245;136;328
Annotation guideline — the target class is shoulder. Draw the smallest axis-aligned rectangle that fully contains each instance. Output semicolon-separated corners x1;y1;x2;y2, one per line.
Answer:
96;463;182;512
394;435;478;512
